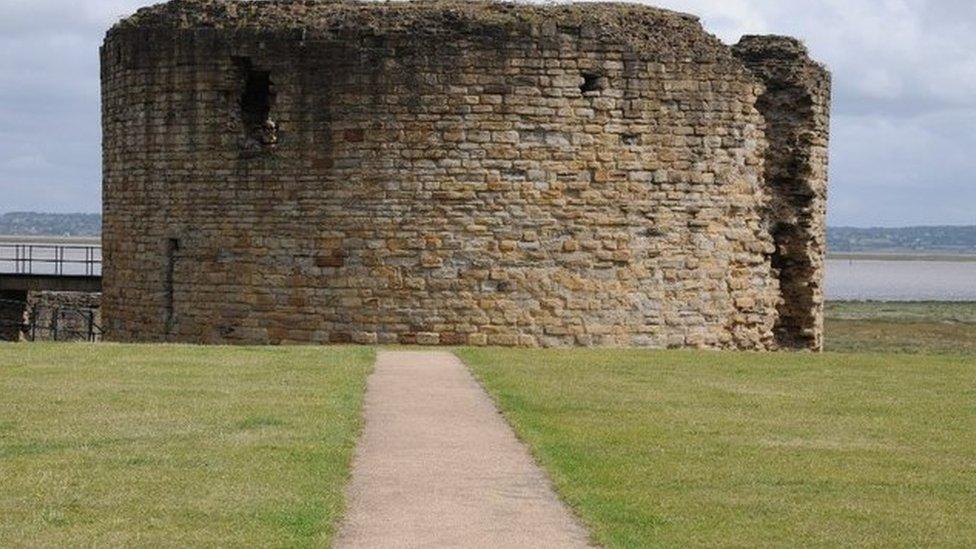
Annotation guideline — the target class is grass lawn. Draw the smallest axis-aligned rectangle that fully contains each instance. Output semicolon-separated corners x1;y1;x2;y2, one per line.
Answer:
826;301;976;354
0;344;372;547
459;348;976;548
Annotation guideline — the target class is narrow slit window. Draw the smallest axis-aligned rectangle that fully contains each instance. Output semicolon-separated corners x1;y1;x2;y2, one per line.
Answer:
164;238;179;332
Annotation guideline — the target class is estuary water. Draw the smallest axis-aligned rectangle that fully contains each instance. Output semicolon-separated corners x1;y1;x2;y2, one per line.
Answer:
826;258;976;301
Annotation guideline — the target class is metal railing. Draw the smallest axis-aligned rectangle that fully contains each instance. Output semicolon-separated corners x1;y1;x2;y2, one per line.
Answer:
0;243;102;277
0;298;104;342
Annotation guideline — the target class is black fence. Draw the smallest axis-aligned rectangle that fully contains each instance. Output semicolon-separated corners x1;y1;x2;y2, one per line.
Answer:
0;243;101;276
0;298;103;342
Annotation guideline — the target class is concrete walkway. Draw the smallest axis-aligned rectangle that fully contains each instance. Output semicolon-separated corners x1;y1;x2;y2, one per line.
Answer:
335;351;592;549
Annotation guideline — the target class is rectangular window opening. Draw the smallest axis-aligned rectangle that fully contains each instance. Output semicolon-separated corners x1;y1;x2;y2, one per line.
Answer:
233;56;278;156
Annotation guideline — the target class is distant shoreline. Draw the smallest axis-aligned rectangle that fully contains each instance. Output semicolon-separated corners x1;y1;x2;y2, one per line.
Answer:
2;236;975;261
0;235;101;245
828;252;976;262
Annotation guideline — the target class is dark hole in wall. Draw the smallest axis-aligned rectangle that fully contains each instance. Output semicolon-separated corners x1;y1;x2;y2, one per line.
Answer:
164;238;179;334
233;57;277;156
770;222;815;348
0;290;29;342
242;70;272;128
751;78;823;350
580;72;606;94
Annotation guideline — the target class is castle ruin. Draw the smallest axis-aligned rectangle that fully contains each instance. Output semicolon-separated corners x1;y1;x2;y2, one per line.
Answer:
101;0;830;349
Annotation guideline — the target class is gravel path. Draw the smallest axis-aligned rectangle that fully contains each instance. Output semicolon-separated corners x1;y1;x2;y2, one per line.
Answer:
335;351;592;548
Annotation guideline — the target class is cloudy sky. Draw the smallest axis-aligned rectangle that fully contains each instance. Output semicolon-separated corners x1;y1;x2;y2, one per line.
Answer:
1;0;974;227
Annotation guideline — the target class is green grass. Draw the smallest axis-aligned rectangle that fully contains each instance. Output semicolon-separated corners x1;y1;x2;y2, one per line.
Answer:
826;301;976;354
0;343;373;547
826;301;976;323
459;348;976;548
2;302;972;546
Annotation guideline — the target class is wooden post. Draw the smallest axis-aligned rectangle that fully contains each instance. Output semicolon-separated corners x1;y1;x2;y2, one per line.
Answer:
51;307;60;341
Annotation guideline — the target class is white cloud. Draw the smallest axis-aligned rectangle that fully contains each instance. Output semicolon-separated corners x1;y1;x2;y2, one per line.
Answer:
1;154;55;171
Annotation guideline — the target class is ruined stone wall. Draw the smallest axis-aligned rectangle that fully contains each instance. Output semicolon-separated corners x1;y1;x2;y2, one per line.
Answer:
101;0;829;349
733;36;831;350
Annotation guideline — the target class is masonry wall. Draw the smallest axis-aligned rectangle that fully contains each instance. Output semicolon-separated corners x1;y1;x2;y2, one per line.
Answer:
28;292;103;342
733;36;831;350
0;291;102;342
0;290;27;341
101;1;829;349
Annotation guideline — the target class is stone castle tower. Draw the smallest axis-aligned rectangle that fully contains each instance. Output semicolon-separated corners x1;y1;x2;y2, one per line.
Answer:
101;0;830;349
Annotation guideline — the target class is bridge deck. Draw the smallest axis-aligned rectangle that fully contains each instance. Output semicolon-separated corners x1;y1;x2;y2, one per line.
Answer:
0;239;102;293
0;274;102;293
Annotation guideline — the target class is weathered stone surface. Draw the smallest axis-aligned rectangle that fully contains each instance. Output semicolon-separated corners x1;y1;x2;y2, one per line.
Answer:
0;291;28;341
733;36;831;351
101;0;830;350
28;292;103;342
0;291;100;342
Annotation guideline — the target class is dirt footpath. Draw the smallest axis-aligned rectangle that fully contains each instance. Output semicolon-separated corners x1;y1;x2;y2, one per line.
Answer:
335;351;592;549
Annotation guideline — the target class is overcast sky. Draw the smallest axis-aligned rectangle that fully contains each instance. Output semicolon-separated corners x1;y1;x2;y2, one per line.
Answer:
1;0;974;227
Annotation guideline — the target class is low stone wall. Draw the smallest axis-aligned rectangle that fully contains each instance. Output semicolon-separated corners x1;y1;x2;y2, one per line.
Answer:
0;290;27;341
26;292;103;341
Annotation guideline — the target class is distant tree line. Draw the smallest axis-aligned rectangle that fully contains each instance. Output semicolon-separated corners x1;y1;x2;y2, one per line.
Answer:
828;226;976;254
0;212;101;237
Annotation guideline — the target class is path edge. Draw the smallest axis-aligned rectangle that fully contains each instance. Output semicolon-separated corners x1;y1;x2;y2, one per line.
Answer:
450;349;600;548
328;346;379;547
